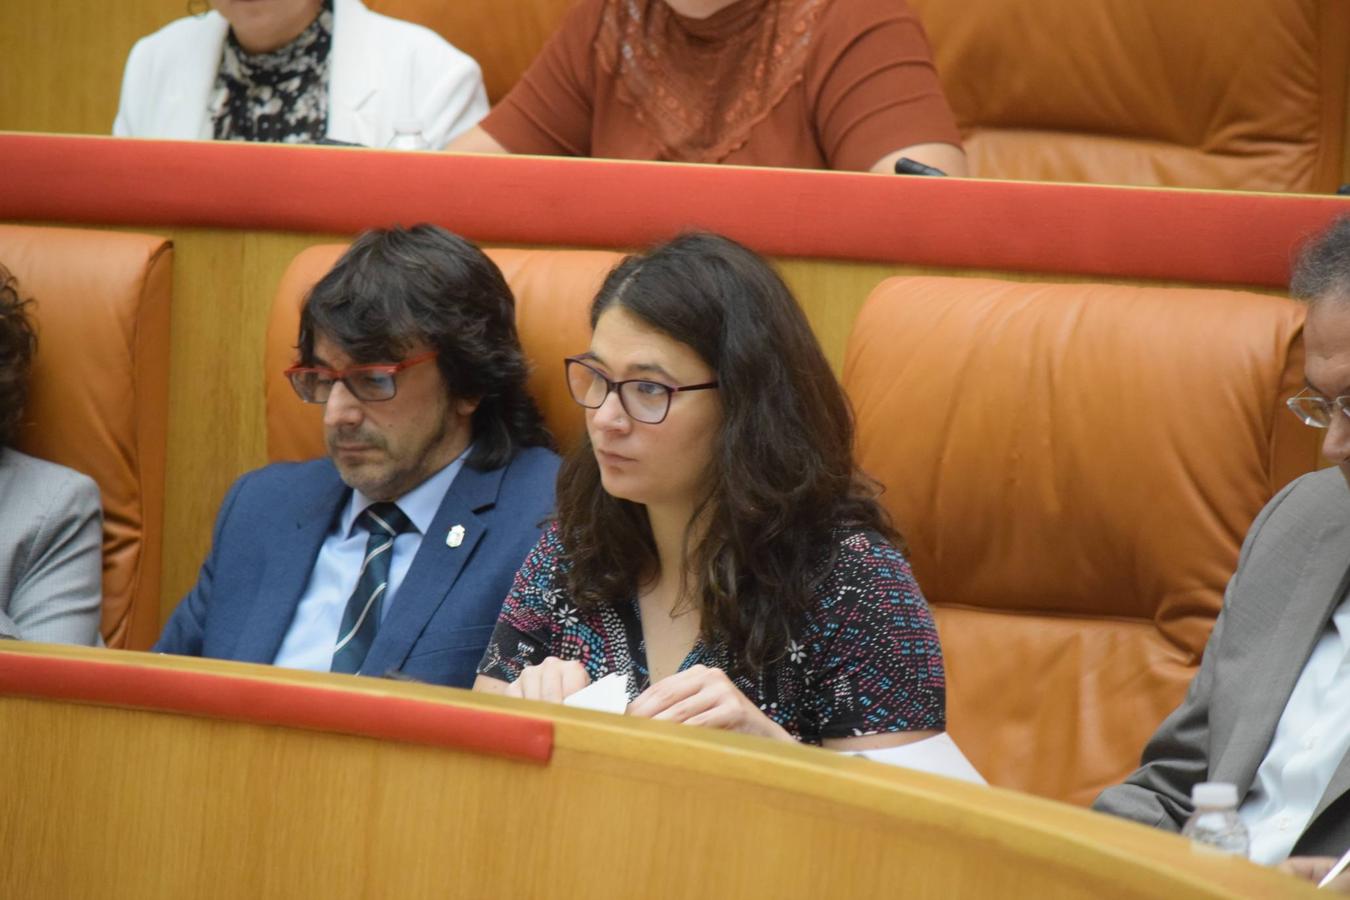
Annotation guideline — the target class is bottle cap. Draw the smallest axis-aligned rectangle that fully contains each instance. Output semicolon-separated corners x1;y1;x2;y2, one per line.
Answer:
393;118;423;135
1191;782;1238;807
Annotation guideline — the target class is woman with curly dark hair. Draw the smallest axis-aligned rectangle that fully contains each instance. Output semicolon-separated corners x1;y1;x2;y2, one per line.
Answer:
0;264;103;645
476;233;945;749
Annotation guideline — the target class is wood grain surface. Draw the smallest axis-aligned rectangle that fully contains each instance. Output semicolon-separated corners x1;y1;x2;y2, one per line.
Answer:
0;643;1317;899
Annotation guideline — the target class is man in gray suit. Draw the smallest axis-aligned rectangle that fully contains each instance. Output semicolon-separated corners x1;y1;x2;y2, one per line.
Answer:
1094;216;1350;889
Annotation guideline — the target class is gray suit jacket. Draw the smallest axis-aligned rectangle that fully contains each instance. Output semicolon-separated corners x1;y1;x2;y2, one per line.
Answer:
0;448;103;644
1094;467;1350;856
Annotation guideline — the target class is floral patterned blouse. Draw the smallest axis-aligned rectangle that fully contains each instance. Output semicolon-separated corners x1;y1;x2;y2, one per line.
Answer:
211;0;334;143
478;522;946;743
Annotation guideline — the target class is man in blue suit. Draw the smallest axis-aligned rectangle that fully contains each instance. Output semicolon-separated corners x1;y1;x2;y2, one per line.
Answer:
156;225;559;687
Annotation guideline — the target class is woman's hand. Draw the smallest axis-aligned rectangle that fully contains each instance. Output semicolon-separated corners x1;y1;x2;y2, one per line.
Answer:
503;656;591;703
627;664;792;742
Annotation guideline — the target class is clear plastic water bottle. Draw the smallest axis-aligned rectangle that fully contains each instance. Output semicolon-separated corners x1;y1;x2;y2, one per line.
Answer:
387;119;429;151
1181;782;1250;856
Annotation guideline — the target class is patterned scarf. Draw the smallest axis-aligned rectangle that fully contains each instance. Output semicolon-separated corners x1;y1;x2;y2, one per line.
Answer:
211;0;334;143
595;0;828;162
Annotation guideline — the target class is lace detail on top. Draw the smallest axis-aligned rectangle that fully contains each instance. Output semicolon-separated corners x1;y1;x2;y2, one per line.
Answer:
211;0;334;143
595;0;828;163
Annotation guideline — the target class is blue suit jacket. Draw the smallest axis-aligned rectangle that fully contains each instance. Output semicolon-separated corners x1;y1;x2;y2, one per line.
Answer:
156;446;559;687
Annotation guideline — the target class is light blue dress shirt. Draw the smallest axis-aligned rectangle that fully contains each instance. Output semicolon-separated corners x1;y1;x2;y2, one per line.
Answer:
272;450;469;672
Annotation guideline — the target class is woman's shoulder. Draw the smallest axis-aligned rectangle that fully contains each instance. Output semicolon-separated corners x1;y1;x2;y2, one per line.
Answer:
131;10;228;53
815;0;924;31
805;524;919;609
824;525;907;567
556;0;614;54
340;0;478;62
121;9;227;88
521;520;574;577
539;519;567;553
0;449;98;498
806;0;928;66
0;450;100;521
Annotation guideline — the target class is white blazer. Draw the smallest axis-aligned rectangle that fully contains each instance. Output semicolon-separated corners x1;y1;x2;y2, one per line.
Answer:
112;0;488;150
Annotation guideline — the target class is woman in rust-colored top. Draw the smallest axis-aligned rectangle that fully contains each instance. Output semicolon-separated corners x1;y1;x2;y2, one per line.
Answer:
450;0;966;174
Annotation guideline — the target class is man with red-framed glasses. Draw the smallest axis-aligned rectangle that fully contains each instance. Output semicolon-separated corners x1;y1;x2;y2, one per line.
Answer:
155;225;559;686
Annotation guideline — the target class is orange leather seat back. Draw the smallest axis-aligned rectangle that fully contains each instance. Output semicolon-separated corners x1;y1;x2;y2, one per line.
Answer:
266;244;622;462
0;225;172;650
843;276;1320;804
367;0;575;103
909;0;1350;191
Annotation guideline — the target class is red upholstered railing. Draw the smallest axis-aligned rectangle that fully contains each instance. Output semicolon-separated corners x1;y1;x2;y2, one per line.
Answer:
1;132;1347;287
0;650;553;762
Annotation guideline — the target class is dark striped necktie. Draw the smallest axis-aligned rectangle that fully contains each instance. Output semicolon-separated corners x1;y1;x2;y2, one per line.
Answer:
330;502;415;675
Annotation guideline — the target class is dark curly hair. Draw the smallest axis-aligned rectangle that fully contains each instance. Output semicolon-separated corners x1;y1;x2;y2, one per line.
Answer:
556;233;898;674
297;224;554;470
0;264;37;448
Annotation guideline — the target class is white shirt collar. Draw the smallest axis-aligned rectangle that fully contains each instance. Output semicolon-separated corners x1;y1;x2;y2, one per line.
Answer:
340;444;472;537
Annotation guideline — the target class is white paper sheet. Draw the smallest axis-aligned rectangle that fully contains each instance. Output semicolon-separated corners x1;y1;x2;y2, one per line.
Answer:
562;671;630;714
849;733;987;785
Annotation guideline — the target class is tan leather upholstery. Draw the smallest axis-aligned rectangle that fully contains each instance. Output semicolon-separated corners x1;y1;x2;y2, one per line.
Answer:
367;0;574;103
0;225;172;650
843;276;1321;805
909;0;1349;191
265;244;622;462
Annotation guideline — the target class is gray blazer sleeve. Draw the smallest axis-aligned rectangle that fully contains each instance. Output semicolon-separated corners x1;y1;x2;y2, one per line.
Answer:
0;462;103;645
1090;477;1300;829
1091;614;1226;830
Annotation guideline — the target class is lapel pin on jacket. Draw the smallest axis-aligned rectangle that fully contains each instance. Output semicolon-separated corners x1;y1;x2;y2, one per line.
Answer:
447;524;466;548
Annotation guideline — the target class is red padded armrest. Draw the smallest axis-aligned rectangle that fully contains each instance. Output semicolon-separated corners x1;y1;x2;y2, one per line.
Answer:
0;651;552;763
2;133;1348;288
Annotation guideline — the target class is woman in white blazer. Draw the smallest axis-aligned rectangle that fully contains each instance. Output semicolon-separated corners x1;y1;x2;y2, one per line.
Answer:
113;0;488;150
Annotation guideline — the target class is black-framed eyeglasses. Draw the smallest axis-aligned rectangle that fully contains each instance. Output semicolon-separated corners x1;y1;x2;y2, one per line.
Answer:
284;350;438;404
564;357;718;425
1287;387;1350;428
